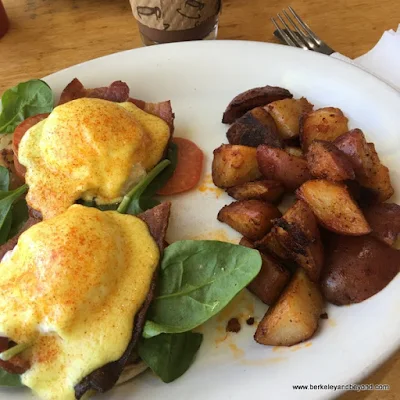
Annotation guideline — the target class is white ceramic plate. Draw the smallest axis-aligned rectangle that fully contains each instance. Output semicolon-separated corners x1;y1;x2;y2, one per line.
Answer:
3;41;400;400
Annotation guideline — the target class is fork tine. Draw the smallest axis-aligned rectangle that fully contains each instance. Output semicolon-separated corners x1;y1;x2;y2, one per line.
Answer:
277;13;308;49
282;10;314;49
288;6;321;45
270;17;297;47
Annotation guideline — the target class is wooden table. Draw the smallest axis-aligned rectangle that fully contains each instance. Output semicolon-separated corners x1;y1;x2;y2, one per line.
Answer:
0;0;399;399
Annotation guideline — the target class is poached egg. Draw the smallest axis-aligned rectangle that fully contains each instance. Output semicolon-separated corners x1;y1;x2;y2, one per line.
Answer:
18;98;170;219
0;204;159;399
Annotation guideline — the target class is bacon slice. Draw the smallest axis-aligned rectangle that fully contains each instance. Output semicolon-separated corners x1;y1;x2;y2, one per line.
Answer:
58;78;129;105
58;78;174;131
128;98;175;132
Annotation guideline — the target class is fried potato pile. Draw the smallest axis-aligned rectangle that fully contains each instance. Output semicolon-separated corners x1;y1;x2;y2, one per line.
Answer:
213;85;399;347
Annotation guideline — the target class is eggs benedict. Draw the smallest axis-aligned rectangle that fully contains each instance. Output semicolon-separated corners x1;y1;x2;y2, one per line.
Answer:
0;202;171;400
18;98;171;219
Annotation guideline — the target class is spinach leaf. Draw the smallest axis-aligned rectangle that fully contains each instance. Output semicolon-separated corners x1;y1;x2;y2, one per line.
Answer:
0;369;23;387
0;79;53;133
8;199;29;239
126;196;160;216
0;213;12;245
138;332;203;383
0;166;9;191
0;185;28;238
143;142;178;197
117;159;170;214
143;240;262;338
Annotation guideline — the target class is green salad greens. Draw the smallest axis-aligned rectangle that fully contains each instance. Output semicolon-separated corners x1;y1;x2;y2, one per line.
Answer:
0;369;23;387
0;167;28;246
138;332;203;383
0;80;53;134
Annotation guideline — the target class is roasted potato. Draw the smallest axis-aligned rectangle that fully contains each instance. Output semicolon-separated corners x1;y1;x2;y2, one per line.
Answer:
254;231;291;261
297;180;371;235
239;237;291;305
227;107;283;148
285;146;304;158
300;107;349;151
218;200;282;241
239;236;256;249
334;130;394;202
306;140;355;181
273;201;324;282
212;144;262;188
257;145;312;191
254;268;324;346
334;129;374;178
363;203;400;246
266;97;314;139
321;235;400;305
361;143;394;203
222;86;293;124
227;180;284;203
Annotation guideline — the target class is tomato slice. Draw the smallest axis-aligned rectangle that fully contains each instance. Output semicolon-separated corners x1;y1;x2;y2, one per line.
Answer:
157;137;203;196
12;113;49;179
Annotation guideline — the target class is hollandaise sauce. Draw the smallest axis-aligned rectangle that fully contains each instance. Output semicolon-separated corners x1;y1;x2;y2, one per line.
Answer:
0;205;159;400
18;98;170;219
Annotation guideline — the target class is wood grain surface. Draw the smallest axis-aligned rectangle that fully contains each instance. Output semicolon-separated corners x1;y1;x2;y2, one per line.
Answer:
0;0;399;399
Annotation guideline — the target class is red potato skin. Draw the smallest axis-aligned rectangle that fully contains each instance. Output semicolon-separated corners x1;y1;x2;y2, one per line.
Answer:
306;140;355;181
226;107;283;148
321;235;400;305
273;200;324;282
239;237;290;305
257;145;312;191
222;86;293;124
363;203;400;246
217;200;282;241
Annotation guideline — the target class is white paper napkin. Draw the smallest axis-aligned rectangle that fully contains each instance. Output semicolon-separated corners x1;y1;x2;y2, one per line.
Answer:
331;24;400;91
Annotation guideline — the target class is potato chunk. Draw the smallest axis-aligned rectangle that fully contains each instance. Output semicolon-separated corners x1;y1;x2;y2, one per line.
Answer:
218;200;281;241
254;231;291;261
321;235;400;305
334;130;394;203
334;129;374;179
239;237;290;305
285;147;304;158
273;201;324;282
257;145;311;191
300;107;349;151
212;144;261;188
222;86;293;124
363;203;400;246
227;180;284;203
266;97;314;139
227;107;283;148
361;144;394;203
254;268;324;346
297;180;371;235
307;140;355;181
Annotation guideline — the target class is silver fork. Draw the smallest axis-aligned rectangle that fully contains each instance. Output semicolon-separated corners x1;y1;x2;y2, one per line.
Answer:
271;6;335;55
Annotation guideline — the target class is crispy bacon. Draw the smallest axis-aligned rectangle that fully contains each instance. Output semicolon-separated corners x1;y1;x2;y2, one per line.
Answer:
58;78;130;105
58;78;174;131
